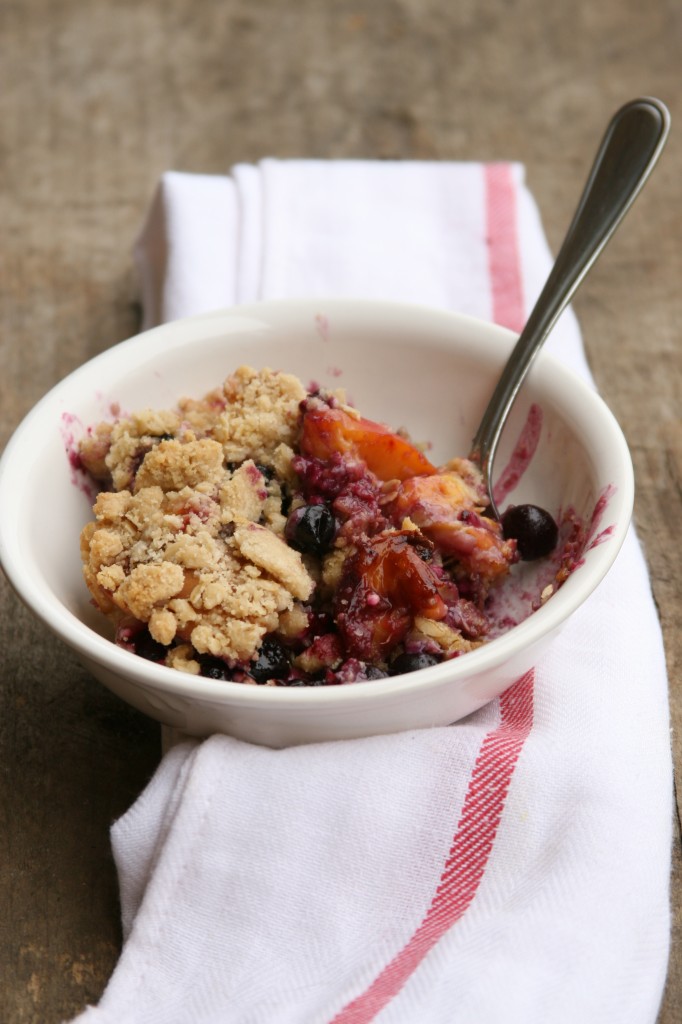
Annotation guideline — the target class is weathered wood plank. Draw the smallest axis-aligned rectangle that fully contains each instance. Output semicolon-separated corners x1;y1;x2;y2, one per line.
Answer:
1;1;679;1019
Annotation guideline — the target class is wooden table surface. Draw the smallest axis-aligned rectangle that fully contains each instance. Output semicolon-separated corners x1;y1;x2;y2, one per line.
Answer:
1;1;680;1020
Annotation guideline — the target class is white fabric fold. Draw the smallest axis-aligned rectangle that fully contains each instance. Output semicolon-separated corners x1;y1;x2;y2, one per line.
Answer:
74;160;671;1024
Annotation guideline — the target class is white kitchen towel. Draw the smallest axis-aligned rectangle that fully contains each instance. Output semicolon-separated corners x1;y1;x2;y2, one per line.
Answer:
74;161;672;1024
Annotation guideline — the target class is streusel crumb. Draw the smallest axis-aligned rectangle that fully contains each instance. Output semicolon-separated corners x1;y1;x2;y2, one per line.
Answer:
81;368;315;664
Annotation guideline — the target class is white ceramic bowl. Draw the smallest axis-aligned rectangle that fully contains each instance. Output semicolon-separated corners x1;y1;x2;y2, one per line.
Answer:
0;300;633;747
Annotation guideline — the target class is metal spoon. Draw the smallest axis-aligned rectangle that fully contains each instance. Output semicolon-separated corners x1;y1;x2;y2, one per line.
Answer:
469;96;670;524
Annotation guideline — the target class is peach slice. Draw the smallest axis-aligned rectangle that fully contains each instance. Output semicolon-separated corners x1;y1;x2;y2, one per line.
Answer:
300;403;436;482
389;473;516;585
334;531;447;661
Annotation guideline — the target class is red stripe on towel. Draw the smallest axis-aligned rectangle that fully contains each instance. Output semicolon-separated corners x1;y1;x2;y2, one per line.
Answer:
330;672;535;1024
330;164;532;1023
485;163;526;333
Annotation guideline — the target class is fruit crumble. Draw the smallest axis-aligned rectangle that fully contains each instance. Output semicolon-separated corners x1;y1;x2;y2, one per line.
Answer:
79;366;519;686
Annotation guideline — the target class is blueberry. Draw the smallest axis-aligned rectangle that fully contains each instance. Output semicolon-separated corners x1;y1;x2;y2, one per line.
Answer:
501;504;559;560
285;504;336;556
197;654;232;680
255;463;275;482
133;628;168;663
388;652;441;676
365;665;389;680
250;636;291;684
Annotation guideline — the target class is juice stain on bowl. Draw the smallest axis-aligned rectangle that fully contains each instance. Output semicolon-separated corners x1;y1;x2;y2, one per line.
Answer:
492;403;544;507
60;412;98;502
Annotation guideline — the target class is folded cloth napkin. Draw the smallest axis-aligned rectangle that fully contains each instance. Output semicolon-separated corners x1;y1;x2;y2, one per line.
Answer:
74;161;672;1024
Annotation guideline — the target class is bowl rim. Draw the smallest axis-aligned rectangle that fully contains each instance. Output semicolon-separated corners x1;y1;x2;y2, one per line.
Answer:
0;298;634;708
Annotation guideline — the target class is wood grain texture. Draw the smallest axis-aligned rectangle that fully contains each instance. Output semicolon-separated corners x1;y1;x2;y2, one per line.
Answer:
1;0;680;1019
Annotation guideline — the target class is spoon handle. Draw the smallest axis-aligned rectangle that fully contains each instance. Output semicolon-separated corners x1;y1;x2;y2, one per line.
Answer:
469;97;670;508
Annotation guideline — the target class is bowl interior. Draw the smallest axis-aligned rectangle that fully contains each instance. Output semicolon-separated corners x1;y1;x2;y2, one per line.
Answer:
0;300;632;696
